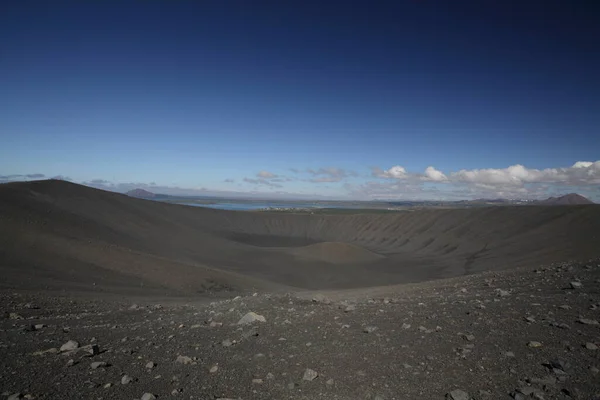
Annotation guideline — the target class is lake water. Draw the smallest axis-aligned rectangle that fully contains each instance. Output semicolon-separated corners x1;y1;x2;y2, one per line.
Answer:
180;202;326;211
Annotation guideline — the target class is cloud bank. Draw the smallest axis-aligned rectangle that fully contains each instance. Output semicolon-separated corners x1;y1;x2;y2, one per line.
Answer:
2;161;598;201
373;161;600;187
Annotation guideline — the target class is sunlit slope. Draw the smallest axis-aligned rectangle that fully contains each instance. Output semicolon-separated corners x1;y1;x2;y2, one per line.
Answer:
1;180;599;292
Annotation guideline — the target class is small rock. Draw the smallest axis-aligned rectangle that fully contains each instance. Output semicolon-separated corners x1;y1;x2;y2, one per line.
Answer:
527;341;542;348
60;340;79;352
462;334;475;341
252;378;263;384
221;339;233;347
141;393;156;400
578;318;599;325
524;316;536;323
7;394;22;400
103;383;112;389
237;312;266;325
175;355;193;365
303;368;318;381
266;372;275;380
344;305;356;312
121;375;134;385
326;378;334;385
549;358;570;371
446;389;470;400
312;294;331;304
570;281;583;289
505;351;515;357
585;342;598;350
146;361;156;369
363;326;378;333
91;361;107;369
209;365;218;373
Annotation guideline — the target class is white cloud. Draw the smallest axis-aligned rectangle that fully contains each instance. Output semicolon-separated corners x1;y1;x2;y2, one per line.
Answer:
243;177;283;188
451;161;600;186
572;161;593;168
372;161;600;187
307;167;356;183
372;165;407;179
363;161;600;201
257;170;277;179
423;166;447;182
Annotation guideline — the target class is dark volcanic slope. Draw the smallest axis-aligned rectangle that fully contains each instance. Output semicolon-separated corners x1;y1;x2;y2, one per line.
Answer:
2;260;600;400
1;180;600;295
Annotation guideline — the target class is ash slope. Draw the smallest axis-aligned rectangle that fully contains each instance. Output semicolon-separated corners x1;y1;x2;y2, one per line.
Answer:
1;180;600;295
2;260;600;400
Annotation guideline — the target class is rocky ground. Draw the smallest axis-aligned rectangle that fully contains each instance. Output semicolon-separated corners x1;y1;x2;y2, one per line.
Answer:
1;259;600;400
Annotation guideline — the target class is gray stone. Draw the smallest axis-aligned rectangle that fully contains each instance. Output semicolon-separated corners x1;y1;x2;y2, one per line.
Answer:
570;281;583;289
363;326;378;333
446;389;470;400
578;318;599;325
60;340;79;352
222;339;233;347
121;375;134;385
91;361;107;369
146;361;156;369
312;294;331;304
585;342;598;350
237;312;266;325
550;358;570;371
175;355;193;364
302;368;318;381
141;393;156;400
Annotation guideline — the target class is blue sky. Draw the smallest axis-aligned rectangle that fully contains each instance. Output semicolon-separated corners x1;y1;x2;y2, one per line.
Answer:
1;1;599;200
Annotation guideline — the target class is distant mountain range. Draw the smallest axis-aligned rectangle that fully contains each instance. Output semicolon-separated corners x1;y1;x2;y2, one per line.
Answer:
535;193;594;205
125;188;595;205
125;189;158;199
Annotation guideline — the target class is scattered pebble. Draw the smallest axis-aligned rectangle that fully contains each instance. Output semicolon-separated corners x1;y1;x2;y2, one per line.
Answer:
303;368;318;381
585;342;598;350
446;389;470;400
60;340;79;352
237;312;266;325
175;355;193;365
90;361;107;369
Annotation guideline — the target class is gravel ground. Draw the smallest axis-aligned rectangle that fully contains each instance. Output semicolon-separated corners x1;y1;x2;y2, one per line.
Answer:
2;259;600;399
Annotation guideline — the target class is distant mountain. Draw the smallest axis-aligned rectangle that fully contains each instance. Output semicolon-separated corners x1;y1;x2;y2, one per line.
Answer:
537;193;594;205
126;189;156;199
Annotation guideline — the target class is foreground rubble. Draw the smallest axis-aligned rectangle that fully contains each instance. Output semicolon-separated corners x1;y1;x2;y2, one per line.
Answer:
1;259;600;399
